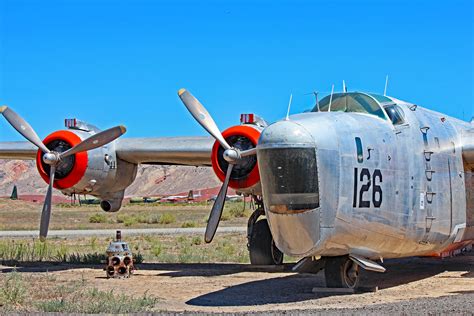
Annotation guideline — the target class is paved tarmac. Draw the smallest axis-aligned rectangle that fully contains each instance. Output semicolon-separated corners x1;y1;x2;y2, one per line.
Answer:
0;226;247;238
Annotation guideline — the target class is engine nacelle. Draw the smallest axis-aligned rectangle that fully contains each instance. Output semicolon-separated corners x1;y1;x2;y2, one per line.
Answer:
100;197;123;212
211;122;264;195
35;126;137;211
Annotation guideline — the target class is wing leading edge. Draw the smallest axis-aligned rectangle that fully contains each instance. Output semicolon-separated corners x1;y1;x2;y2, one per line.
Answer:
0;141;38;160
0;136;214;166
115;136;213;166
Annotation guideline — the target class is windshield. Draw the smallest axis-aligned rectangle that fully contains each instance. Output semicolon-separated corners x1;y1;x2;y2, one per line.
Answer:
312;92;388;120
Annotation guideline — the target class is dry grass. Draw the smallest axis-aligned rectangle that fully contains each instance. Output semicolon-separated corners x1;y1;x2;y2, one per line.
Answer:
0;198;248;230
0;233;249;264
0;272;157;313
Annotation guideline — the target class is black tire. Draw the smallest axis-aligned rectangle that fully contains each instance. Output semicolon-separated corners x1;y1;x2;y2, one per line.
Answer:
324;256;360;289
249;219;283;265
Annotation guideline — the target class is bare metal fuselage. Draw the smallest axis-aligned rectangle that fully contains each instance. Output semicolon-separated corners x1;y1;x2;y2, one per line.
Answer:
258;98;473;260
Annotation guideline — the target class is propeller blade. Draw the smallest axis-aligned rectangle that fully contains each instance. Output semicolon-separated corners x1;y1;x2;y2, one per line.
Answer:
39;165;55;241
178;89;231;150
0;106;50;154
240;147;257;157
60;125;126;159
205;163;234;243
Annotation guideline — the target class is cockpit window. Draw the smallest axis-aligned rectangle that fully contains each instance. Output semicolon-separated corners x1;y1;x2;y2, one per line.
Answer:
367;93;393;104
312;92;387;120
384;104;405;125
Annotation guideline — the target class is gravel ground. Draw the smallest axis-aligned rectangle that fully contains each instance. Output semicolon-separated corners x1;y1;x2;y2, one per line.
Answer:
1;249;472;314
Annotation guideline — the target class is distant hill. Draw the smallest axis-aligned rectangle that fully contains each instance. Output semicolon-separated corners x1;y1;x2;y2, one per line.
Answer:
0;159;222;198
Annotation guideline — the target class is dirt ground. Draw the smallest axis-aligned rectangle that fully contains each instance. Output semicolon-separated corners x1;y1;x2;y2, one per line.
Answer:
0;198;248;230
1;250;473;314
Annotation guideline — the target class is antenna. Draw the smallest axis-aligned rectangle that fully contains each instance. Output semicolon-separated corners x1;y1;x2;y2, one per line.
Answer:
314;91;320;111
384;75;389;96
342;80;347;93
328;84;334;112
285;94;293;120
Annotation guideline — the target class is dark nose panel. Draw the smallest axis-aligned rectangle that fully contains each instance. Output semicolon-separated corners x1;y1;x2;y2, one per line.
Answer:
258;121;318;214
257;121;320;256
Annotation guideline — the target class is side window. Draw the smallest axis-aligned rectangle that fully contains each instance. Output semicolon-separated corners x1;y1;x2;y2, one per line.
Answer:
384;105;405;125
355;137;363;163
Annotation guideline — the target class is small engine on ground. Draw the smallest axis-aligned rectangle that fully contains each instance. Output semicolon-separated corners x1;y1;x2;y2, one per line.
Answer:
105;230;135;278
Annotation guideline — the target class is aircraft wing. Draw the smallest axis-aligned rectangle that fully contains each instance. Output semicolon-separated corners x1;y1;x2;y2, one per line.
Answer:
115;136;213;166
0;136;214;166
0;141;38;160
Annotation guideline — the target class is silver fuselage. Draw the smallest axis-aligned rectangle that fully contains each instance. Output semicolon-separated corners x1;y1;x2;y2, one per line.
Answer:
258;98;473;259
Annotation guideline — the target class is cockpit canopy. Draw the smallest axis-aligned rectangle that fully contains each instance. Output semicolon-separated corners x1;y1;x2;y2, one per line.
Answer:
311;92;404;125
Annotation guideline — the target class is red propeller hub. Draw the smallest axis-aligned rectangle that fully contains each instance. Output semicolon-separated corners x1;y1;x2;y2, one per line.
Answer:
36;130;88;189
211;125;261;190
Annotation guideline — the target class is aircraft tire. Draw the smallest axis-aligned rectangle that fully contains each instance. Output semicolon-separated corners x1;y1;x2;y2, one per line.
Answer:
249;219;283;265
324;256;360;289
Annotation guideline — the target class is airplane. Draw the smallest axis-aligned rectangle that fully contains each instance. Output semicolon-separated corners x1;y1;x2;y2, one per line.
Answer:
162;190;201;202
129;196;161;204
0;85;473;289
207;194;243;202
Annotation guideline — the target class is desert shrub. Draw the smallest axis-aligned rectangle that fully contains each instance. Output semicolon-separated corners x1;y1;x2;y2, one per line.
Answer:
177;245;193;262
220;212;231;221
228;203;247;218
134;252;144;264
36;288;157;313
89;213;107;223
181;221;196;228
0;271;27;306
135;214;149;224
151;243;162;257
116;214;127;223
116;214;138;226
146;215;160;224
123;216;138;227
67;252;106;264
159;213;175;224
191;236;202;245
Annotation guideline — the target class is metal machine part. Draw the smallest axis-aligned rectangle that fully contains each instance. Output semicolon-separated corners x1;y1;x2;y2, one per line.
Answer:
0;106;126;240
105;231;135;279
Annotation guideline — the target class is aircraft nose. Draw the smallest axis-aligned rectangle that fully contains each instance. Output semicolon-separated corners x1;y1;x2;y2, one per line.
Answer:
257;120;321;256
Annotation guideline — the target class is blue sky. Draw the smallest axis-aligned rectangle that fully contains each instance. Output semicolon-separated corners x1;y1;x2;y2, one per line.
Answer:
0;0;472;141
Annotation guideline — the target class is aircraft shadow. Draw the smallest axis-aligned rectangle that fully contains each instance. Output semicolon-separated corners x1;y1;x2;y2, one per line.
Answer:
0;261;293;278
186;255;474;307
0;262;101;273
187;273;323;306
139;262;294;277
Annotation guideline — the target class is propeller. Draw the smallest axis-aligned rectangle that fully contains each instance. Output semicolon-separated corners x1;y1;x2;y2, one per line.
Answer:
178;89;257;243
0;105;126;241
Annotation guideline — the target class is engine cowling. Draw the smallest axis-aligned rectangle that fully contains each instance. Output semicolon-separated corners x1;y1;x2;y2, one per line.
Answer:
35;128;137;211
36;130;88;190
100;198;123;213
211;124;262;195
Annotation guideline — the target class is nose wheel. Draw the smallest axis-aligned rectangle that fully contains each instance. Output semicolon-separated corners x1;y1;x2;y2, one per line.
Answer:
324;256;360;289
247;204;283;265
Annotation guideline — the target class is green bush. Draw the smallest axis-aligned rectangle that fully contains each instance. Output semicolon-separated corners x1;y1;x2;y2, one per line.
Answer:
181;221;196;228
36;288;157;313
89;213;107;223
228;203;247;218
220;212;231;221
0;271;27;306
159;213;176;224
123;216;138;227
151;244;162;257
191;236;202;245
146;215;160;224
116;214;127;223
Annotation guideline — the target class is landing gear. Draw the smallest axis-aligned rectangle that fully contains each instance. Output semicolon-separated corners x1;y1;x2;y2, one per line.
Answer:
324;256;360;289
247;199;283;265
